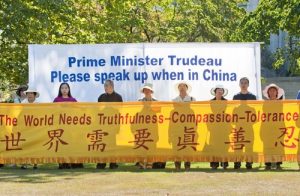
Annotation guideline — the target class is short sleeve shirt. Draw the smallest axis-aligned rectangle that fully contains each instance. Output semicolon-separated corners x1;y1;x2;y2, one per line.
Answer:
173;95;196;102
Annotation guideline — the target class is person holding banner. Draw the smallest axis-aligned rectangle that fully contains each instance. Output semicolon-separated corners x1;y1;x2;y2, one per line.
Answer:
295;90;300;170
262;83;285;101
136;83;156;169
262;83;285;170
21;88;39;169
53;83;77;102
209;84;229;170
96;79;122;169
296;90;300;99
3;84;29;169
136;83;166;169
14;85;28;103
138;83;157;102
173;82;196;102
53;82;81;169
233;77;257;170
172;81;196;171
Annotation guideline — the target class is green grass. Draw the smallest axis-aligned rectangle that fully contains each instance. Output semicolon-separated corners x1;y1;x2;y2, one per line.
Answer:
0;162;300;195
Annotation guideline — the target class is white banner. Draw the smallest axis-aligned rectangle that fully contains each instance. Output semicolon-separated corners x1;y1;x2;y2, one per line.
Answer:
28;43;261;102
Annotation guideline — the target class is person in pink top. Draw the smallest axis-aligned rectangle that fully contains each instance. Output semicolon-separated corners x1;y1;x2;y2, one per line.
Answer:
53;82;77;103
53;83;82;169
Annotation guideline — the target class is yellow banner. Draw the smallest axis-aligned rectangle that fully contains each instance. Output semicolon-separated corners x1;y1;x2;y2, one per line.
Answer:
1;101;300;164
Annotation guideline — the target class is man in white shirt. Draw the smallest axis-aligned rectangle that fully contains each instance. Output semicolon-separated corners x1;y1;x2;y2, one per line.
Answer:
172;81;195;170
172;82;196;102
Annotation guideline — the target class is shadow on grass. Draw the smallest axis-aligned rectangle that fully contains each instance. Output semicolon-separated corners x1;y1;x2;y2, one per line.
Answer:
0;163;299;183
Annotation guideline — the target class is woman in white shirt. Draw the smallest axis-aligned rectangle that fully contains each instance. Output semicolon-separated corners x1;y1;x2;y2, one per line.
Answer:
21;88;39;169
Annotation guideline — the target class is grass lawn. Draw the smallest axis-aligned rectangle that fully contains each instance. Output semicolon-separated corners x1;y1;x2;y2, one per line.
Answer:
0;162;300;195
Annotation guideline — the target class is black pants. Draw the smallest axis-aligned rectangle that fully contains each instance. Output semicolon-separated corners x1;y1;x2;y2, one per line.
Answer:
234;162;252;168
175;161;190;169
97;163;118;169
152;162;166;169
265;162;282;167
59;163;84;169
210;162;228;168
71;163;84;168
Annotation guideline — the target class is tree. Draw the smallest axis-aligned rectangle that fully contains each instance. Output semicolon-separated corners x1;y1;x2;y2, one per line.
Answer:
0;0;245;90
231;0;300;75
0;0;85;87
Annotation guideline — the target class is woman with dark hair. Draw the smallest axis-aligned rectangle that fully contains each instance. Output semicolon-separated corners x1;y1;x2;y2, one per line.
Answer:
53;83;81;169
14;85;28;103
262;83;285;170
7;85;28;168
53;83;77;102
136;83;166;169
209;84;229;170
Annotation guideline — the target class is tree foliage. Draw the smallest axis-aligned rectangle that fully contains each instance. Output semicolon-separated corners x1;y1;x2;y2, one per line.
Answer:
0;0;245;89
232;0;300;75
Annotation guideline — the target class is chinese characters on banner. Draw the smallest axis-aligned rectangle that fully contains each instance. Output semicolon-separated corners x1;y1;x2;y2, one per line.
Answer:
0;101;300;163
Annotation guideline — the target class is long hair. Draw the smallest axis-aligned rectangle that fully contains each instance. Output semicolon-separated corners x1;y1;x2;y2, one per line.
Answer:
58;83;72;97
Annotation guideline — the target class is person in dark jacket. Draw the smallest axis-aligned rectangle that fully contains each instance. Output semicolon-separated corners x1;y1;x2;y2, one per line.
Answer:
96;79;122;169
98;80;123;103
233;77;256;169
